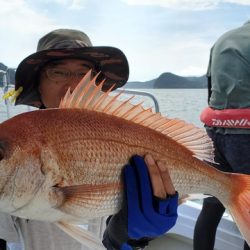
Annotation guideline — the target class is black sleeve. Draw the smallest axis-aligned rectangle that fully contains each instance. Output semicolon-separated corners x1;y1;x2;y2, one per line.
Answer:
0;239;6;250
102;215;151;250
207;46;213;104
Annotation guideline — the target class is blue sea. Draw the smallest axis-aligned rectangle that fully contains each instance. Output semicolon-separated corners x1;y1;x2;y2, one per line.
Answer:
0;88;208;127
134;88;207;127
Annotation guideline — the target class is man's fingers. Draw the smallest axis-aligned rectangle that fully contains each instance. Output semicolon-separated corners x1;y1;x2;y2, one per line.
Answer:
144;154;166;199
156;160;176;196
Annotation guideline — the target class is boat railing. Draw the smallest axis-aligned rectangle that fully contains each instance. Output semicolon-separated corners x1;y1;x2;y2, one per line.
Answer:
114;89;160;112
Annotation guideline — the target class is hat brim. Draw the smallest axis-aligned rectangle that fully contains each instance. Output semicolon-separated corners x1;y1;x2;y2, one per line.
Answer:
15;46;129;107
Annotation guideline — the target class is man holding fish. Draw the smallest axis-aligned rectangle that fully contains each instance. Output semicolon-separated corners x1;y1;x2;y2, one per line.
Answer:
0;29;178;250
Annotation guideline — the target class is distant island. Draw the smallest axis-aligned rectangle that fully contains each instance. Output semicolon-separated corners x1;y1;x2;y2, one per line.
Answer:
126;72;207;89
0;62;207;89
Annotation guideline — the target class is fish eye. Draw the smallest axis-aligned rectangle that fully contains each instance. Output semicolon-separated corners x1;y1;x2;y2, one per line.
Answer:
0;143;5;161
0;147;4;161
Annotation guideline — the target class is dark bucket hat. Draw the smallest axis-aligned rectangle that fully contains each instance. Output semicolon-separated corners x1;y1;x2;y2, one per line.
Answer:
15;29;129;107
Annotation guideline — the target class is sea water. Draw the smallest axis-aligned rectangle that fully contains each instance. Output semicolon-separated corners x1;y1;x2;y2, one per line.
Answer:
137;88;207;127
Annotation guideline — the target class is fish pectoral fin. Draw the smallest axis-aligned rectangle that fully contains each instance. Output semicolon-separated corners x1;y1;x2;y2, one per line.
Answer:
56;221;104;249
56;183;120;217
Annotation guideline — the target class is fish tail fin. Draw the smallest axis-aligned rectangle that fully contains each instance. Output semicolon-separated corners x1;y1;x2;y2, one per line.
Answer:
227;173;250;246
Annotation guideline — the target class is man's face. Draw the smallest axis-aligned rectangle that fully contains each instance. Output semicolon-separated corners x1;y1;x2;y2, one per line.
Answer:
39;59;96;108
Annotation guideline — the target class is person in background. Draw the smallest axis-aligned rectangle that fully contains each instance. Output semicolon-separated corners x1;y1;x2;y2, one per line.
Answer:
194;21;250;250
0;29;178;250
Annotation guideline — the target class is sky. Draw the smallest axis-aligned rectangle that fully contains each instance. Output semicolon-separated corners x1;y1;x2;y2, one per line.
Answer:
1;0;250;81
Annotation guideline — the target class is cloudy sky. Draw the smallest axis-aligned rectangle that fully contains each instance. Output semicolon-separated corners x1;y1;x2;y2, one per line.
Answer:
1;0;250;81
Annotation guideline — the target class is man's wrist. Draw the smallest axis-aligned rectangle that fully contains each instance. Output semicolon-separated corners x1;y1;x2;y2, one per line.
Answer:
120;243;148;250
102;226;152;250
127;237;152;249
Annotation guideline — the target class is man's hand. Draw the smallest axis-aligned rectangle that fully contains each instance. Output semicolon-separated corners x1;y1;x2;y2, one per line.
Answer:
144;154;176;198
102;154;178;250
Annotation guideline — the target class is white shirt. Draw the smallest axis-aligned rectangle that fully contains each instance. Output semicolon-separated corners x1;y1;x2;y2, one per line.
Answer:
0;212;94;250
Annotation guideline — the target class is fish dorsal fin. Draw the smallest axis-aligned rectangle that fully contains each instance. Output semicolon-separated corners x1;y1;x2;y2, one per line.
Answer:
60;71;214;162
